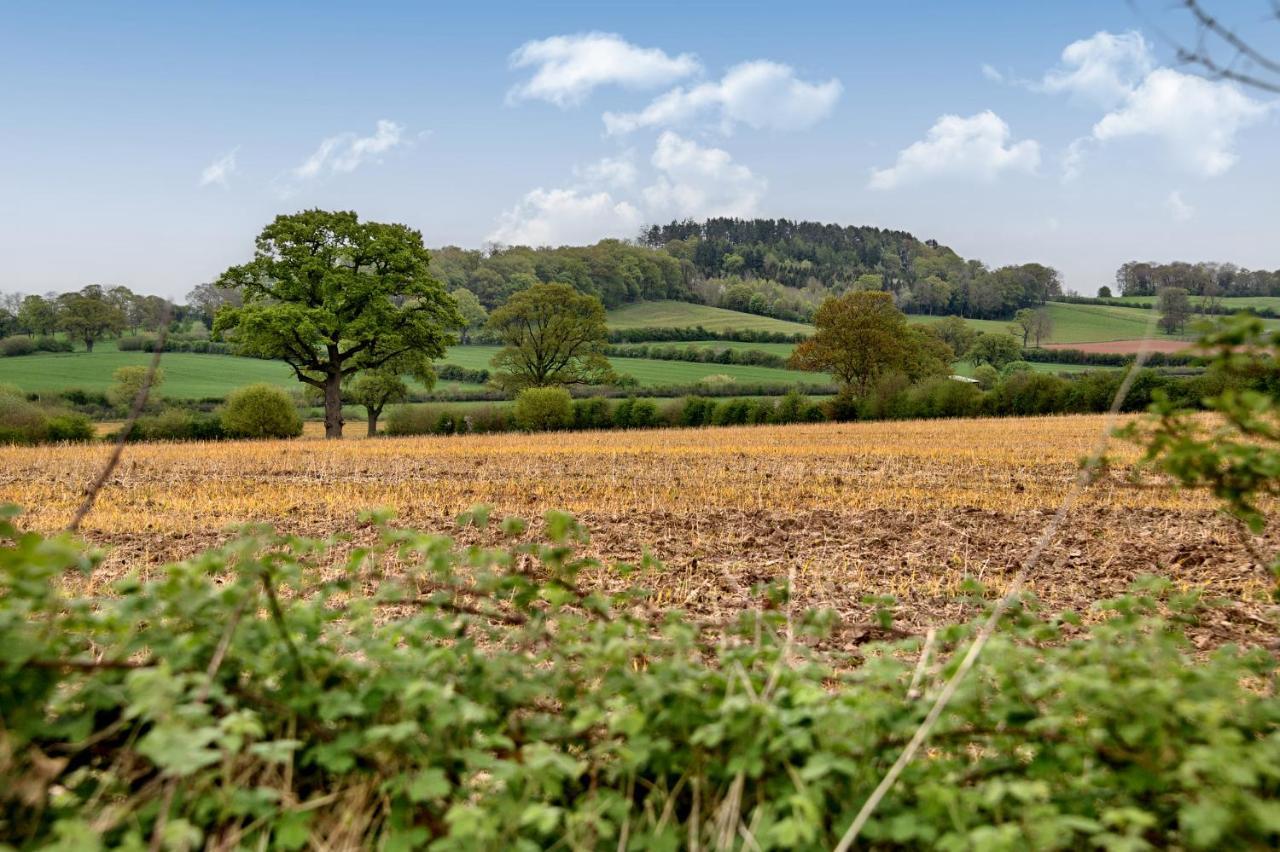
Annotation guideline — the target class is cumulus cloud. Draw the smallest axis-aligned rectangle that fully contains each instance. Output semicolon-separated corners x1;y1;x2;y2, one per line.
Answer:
488;133;763;246
293;119;404;180
642;131;765;219
487;188;643;246
507;32;699;107
199;147;239;187
603;60;841;135
575;153;638;188
1039;30;1153;106
1166;190;1193;221
1090;68;1270;177
869;111;1040;190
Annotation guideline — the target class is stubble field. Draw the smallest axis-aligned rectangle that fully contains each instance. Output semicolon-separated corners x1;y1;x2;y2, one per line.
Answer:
1;415;1271;644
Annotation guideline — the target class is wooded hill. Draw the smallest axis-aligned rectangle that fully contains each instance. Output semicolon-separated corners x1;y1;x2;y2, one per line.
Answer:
432;217;1063;323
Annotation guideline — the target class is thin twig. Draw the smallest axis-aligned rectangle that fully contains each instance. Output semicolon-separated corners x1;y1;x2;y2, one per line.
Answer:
68;304;172;533
833;310;1161;851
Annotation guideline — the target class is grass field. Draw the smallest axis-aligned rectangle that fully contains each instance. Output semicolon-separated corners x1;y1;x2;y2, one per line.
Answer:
606;301;814;334
1;416;1268;642
441;344;831;386
1113;295;1280;311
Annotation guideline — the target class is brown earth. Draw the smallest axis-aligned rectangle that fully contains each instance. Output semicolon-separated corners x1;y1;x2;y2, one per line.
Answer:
1043;339;1195;354
1;416;1273;646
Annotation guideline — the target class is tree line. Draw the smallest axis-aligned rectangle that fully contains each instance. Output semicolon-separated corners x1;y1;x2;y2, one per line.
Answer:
1112;260;1280;298
0;285;176;351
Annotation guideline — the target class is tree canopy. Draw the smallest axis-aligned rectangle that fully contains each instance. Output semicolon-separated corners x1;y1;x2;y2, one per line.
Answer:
486;283;614;391
213;209;460;439
57;287;128;352
788;291;950;396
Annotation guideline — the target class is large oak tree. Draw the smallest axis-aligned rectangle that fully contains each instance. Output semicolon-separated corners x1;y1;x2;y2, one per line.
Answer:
214;209;460;439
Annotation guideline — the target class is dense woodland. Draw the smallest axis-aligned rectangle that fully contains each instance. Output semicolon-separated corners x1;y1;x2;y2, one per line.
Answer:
433;218;1064;322
1115;260;1280;297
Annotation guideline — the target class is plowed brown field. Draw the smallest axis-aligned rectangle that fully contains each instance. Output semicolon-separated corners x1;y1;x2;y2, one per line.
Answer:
2;415;1272;645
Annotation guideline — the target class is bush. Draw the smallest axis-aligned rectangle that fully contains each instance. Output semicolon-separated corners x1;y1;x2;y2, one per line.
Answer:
106;365;165;410
680;396;715;427
220;383;303;439
612;397;659;429
711;398;751;426
467;404;511;434
571;396;613;430
44;412;94;442
513;387;572;431
972;364;1000;390
4;512;1278;850
130;408;225;442
115;335;155;352
386;405;439;436
774;389;821;424
0;336;36;357
0;391;48;444
34;336;72;352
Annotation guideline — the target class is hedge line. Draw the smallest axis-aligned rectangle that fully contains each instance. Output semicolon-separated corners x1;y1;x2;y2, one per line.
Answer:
605;343;788;368
607;326;809;344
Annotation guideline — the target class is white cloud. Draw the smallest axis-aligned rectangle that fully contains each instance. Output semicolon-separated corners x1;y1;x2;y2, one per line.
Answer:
488;188;643;247
642;131;765;219
199;147;239;187
603;60;841;135
1039;30;1153;107
869;111;1040;190
1166;190;1194;221
293;119;404;180
980;63;1004;83
575;153;638;188
1090;68;1270;177
507;33;699;107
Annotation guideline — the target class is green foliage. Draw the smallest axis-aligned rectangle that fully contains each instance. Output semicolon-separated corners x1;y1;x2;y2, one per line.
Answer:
0;337;36;357
973;364;1000;390
449;287;488;343
612;396;659;429
1;511;1277;849
220;383;302;439
1124;315;1280;597
106;365;165;410
128;408;225;443
513;387;573;431
966;332;1023;369
790;292;948;396
1158;287;1193;334
214;209;461;438
57;287;128;352
487;283;615;391
0;387;93;445
571;396;613;430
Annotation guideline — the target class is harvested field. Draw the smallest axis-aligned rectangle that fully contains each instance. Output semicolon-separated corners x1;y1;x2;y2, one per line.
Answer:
1;416;1271;645
1044;339;1194;354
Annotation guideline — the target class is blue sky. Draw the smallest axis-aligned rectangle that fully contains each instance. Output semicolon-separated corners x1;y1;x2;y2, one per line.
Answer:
2;0;1277;299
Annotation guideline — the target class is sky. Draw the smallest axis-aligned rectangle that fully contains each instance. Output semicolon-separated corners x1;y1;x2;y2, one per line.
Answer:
2;0;1278;300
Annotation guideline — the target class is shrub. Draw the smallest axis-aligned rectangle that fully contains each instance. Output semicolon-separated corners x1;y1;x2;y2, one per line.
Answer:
467;404;511;434
106;365;165;410
0;391;48;444
774;389;821;424
571;396;612;430
680;396;715;427
33;336;72;352
3;511;1279;850
220;383;303;439
711;398;751;426
513;387;572;431
613;397;659;429
386;405;437;436
115;335;155;352
44;412;94;442
131;408;225;442
0;336;36;357
972;364;1000;390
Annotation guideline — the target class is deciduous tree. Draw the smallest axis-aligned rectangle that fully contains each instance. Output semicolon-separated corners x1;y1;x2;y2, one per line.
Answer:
213;209;461;439
57;287;127;351
486;283;614;391
1158;287;1192;334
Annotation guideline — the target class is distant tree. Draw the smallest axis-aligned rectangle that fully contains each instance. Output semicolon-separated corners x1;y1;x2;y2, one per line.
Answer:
486;283;615;391
788;291;944;396
186;281;243;327
973;363;1000;390
1011;307;1053;347
966;333;1023;369
1097;285;1113;299
107;365;165;410
58;288;127;351
17;296;58;337
450;288;488;344
929;316;979;357
346;367;414;437
213;209;461;439
1158;287;1192;334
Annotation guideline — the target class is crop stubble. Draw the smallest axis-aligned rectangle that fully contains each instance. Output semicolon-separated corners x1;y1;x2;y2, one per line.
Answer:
0;415;1271;643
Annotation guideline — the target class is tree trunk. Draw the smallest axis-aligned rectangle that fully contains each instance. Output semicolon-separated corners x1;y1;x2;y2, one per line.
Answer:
323;374;344;439
367;410;380;437
84;337;94;353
